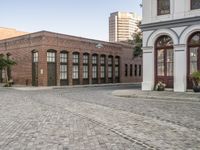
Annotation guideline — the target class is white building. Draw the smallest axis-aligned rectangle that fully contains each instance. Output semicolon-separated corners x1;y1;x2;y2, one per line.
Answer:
109;12;141;42
142;0;200;92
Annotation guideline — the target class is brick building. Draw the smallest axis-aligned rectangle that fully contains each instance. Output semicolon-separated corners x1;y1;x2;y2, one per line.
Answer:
0;27;28;40
0;31;142;86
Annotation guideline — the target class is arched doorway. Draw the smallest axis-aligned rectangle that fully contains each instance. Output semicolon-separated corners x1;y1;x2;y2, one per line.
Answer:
155;35;174;88
187;32;200;89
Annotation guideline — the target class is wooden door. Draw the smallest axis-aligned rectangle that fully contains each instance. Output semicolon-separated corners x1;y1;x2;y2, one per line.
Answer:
48;63;56;86
155;36;174;88
32;63;38;86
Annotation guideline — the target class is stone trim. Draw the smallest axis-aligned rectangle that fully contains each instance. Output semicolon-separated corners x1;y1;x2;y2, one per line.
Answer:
141;16;200;31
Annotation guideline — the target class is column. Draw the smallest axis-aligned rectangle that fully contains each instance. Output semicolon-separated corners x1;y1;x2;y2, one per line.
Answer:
142;46;155;90
174;45;187;92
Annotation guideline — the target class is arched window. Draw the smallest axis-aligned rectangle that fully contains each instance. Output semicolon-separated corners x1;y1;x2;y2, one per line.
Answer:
100;55;106;83
188;32;200;75
157;0;170;15
108;56;113;83
155;35;174;88
191;0;200;10
60;51;68;85
92;54;98;84
83;53;89;84
115;56;120;83
72;52;79;85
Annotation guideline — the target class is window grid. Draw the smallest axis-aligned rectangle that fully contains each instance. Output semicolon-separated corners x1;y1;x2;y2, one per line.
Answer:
100;66;105;78
83;65;89;79
47;52;56;62
157;0;170;15
108;66;113;78
60;53;68;63
92;55;97;64
115;66;119;78
100;56;105;64
191;0;200;10
83;54;89;64
73;65;79;79
73;53;79;64
92;66;97;79
33;52;38;63
60;65;67;79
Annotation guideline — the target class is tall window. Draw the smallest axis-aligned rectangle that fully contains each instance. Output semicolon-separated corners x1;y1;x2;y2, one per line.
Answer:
125;64;128;77
156;35;173;76
33;52;38;63
108;56;113;79
47;51;56;62
83;53;89;79
92;54;98;79
73;53;79;79
115;57;120;78
157;0;170;15
60;52;68;80
139;65;142;76
130;64;133;76
187;32;200;88
188;32;200;74
191;0;200;10
155;35;174;88
100;55;106;78
134;65;137;76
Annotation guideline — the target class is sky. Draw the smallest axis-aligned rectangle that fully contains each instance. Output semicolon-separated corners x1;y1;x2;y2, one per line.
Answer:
1;0;142;41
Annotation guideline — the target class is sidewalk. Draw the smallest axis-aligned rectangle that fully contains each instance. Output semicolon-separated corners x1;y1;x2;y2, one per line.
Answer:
8;83;141;91
112;89;200;102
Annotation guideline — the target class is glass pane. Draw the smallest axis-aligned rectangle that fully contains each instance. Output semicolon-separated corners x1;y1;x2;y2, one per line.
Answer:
158;0;170;15
115;66;119;77
101;66;105;78
166;49;173;76
157;49;164;63
190;47;198;61
83;55;89;64
191;0;200;10
100;56;105;64
190;62;198;74
157;63;164;76
92;55;97;64
156;36;173;47
189;32;200;45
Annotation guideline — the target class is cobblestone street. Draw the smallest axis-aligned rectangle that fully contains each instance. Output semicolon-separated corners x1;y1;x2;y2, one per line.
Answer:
0;85;200;150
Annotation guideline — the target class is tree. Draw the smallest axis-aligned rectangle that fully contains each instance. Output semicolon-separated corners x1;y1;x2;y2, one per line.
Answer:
132;21;142;57
0;54;16;86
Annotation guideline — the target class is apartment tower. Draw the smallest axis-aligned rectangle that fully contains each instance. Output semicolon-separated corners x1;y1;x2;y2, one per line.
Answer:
109;12;141;42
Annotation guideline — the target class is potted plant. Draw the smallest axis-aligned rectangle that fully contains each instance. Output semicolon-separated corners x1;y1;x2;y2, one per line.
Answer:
191;71;200;92
155;81;166;91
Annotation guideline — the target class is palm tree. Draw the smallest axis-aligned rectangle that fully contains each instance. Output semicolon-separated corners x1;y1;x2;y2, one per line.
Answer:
0;54;16;86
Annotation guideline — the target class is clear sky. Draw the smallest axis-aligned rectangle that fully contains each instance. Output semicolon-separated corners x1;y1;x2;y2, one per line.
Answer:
1;0;142;41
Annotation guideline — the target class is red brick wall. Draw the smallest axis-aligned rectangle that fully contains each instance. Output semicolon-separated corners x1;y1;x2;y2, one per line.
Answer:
0;31;142;86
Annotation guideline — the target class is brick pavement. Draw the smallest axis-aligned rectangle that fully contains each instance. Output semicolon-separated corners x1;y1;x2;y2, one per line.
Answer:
0;86;200;149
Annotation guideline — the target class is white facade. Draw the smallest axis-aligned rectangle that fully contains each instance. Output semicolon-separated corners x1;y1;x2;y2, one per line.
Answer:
142;0;200;92
109;12;141;42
